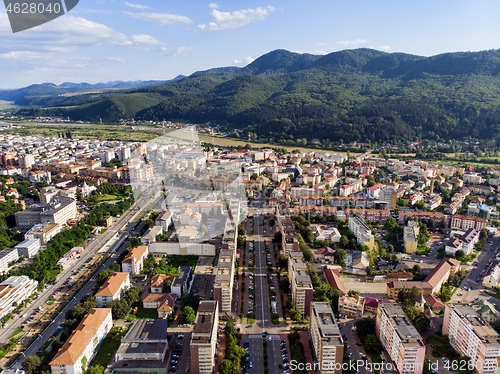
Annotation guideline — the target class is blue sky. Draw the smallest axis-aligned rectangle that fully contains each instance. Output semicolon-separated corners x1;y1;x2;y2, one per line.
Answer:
0;0;499;88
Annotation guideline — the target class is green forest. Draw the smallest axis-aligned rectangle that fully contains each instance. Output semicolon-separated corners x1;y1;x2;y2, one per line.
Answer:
18;48;500;144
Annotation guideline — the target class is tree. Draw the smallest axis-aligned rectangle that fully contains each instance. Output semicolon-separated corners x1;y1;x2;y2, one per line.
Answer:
237;223;246;236
109;299;130;319
348;289;360;296
22;355;41;374
179;306;196;325
86;365;105;374
340;235;349;248
334;248;346;266
364;334;383;354
219;360;234;374
412;264;421;274
142;253;157;278
97;269;109;285
455;249;465;260
274;232;283;244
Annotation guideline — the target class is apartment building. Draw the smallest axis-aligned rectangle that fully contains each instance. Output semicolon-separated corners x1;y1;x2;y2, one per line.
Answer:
348;217;375;249
309;302;344;374
483;263;500;289
213;249;235;312
376;303;426;374
14;238;40;258
338;295;365;317
451;214;488;231
445;229;480;256
0;248;19;274
122;246;149;275
380;186;398;209
50;309;113;374
171;266;193;298
344;209;390;222
95;272;130;307
190;301;219;374
0;276;38;319
397;211;445;225
443;304;500;374
404;221;420;254
386;257;460;299
288;251;313;315
15;196;77;230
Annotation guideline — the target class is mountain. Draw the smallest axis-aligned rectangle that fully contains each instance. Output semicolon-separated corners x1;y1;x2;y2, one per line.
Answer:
0;76;186;105
18;48;500;144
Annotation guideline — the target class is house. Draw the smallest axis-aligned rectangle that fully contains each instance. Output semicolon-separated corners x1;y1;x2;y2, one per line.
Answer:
142;293;176;318
171;266;194;298
313;247;336;263
122;246;149;275
150;274;175;293
425;294;445;312
95;272;130;307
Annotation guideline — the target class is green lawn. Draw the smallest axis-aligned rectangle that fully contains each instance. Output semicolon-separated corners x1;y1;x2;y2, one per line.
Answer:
426;332;456;357
88;326;125;369
128;302;159;320
98;194;118;201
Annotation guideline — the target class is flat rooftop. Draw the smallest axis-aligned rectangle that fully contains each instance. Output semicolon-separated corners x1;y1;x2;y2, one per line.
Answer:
381;304;423;344
311;302;343;346
122;319;168;343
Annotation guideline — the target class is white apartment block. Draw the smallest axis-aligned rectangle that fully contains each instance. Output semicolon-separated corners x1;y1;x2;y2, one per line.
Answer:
310;302;344;374
348;217;375;249
443;304;500;374
14;238;40;258
190;301;219;374
0;248;19;274
376;304;426;374
288;251;313;315
338;295;365;317
122;246;148;274
50;309;113;374
213;249;234;312
0;276;38;319
95;272;130;307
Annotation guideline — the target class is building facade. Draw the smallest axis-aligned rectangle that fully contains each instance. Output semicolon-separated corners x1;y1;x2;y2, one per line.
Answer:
310;302;344;374
190;301;219;374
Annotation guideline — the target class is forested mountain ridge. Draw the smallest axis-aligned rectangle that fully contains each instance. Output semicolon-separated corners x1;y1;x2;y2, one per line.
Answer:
18;48;500;144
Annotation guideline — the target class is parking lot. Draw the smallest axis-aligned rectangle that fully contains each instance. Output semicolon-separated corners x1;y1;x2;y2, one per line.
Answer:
340;275;388;298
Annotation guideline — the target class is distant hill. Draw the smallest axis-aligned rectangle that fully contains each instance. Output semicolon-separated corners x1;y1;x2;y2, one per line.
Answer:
0;76;185;105
17;48;500;144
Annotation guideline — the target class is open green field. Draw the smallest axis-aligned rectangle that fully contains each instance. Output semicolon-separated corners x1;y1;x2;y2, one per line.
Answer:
98;194;118;201
128;302;159;320
4;123;158;142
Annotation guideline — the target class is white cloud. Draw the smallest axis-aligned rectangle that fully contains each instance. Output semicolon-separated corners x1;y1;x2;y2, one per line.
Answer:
378;45;390;51
161;46;192;56
198;6;274;31
123;11;193;25
131;34;165;45
209;3;218;8
77;8;113;14
233;56;254;65
0;12;166;53
336;39;368;47
124;1;149;10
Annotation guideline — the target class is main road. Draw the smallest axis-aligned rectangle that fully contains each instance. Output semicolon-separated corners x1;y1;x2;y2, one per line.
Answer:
6;188;160;369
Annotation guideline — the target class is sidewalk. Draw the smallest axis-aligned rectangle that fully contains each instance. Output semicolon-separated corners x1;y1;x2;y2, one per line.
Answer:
215;332;227;374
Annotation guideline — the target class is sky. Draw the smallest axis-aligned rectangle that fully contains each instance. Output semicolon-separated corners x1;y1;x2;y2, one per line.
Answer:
0;0;499;88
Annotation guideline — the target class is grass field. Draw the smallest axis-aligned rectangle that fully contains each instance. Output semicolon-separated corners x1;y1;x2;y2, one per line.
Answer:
128;302;159;320
88;326;125;370
98;194;118;201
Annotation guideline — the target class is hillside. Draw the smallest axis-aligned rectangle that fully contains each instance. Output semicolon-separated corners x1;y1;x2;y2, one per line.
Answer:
18;48;500;144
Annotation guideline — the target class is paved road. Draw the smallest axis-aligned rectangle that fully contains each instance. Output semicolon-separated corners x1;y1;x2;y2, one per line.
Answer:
253;214;271;331
267;334;282;374
248;334;263;374
8;189;160;369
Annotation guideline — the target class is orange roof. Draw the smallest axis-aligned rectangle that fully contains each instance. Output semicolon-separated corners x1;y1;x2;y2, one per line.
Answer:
95;272;129;297
424;258;460;288
50;308;111;366
150;274;175;289
122;246;148;264
324;269;346;295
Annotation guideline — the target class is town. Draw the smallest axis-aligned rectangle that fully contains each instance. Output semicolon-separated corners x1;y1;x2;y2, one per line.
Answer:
0;131;499;374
